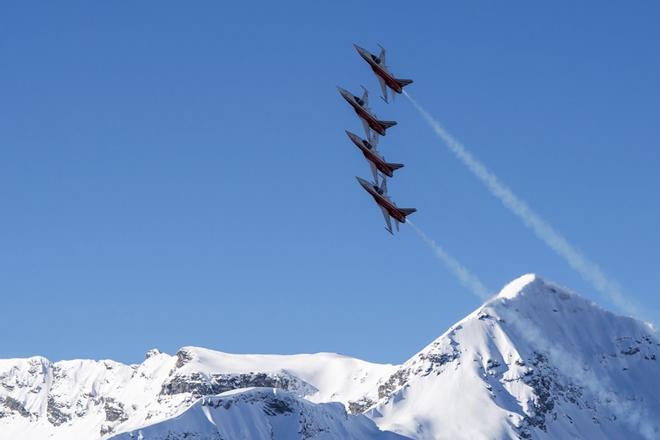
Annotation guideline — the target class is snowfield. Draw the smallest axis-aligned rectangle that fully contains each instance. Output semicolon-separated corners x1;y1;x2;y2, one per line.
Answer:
1;274;658;439
110;388;407;440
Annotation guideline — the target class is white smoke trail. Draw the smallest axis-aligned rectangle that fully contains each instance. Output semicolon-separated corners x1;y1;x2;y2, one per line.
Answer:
404;91;638;317
407;220;491;300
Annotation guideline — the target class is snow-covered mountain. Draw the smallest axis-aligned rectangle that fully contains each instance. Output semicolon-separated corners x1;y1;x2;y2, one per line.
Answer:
364;274;660;439
0;348;394;439
111;388;406;440
1;274;658;439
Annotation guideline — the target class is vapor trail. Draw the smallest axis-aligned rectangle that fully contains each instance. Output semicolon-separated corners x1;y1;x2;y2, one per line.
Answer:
404;91;638;317
407;220;491;300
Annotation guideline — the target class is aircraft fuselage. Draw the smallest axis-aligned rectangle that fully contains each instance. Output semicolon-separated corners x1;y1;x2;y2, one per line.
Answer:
356;177;407;223
346;131;394;177
355;46;403;94
338;88;389;136
368;59;402;94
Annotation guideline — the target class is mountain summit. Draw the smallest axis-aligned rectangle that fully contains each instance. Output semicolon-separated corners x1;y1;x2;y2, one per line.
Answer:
365;274;659;439
1;274;658;439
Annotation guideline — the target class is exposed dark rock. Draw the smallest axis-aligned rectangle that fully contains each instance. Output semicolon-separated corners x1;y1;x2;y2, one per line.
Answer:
145;349;162;359
52;365;66;381
263;398;293;416
174;349;194;368
486;359;501;370
378;369;410;400
516;353;556;437
104;398;128;423
477;312;491;320
348;397;376;414
0;396;31;418
161;371;315;398
515;352;587;438
417;344;460;375
99;424;114;436
47;396;71;426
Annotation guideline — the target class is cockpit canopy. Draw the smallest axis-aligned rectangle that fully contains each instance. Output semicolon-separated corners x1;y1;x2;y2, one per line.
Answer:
354;96;364;106
371;54;381;64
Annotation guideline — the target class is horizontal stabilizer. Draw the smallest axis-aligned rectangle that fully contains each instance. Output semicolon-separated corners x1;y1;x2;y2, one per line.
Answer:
387;162;405;171
379;120;397;129
400;208;417;217
396;78;413;87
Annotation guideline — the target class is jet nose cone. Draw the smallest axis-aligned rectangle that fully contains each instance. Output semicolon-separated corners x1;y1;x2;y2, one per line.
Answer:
356;176;370;189
353;44;368;56
345;130;360;143
337;86;351;99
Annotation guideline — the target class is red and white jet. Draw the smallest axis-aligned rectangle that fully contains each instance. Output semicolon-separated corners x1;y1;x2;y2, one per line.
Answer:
346;130;403;182
356;176;416;234
354;44;413;103
338;86;397;137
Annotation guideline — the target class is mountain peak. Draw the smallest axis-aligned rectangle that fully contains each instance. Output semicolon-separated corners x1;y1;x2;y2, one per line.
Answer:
495;273;543;300
367;275;659;439
145;348;162;359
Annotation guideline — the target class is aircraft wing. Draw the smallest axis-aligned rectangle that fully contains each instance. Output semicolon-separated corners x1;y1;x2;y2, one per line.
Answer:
368;160;379;183
360;118;372;140
379;206;393;234
380;175;391;200
368;131;380;150
378;44;387;68
377;76;389;103
360;86;370;111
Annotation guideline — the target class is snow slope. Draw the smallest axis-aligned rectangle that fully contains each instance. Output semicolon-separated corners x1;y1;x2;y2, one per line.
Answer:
365;274;660;439
0;348;393;439
110;388;407;440
1;274;658;439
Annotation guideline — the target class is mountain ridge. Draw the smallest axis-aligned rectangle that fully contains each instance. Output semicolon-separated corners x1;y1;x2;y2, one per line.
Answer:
1;274;658;439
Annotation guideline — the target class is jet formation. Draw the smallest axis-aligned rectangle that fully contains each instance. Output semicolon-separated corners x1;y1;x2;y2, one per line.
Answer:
339;44;415;234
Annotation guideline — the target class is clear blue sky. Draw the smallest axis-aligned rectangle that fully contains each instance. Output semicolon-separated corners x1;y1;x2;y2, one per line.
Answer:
2;1;658;364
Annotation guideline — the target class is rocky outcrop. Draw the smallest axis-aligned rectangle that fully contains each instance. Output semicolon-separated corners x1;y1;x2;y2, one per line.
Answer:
0;396;31;418
160;371;317;398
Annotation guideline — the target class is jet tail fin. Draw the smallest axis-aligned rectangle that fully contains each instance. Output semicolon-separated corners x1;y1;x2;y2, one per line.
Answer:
396;78;413;88
400;208;417;218
378;120;397;129
387;162;404;171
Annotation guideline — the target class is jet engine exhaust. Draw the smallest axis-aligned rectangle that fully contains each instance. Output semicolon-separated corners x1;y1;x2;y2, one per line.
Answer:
403;90;639;318
407;220;491;301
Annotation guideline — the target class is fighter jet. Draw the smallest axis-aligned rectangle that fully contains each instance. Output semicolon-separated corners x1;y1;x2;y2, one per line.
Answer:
346;130;403;182
338;86;397;137
356;176;416;234
354;44;413;103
